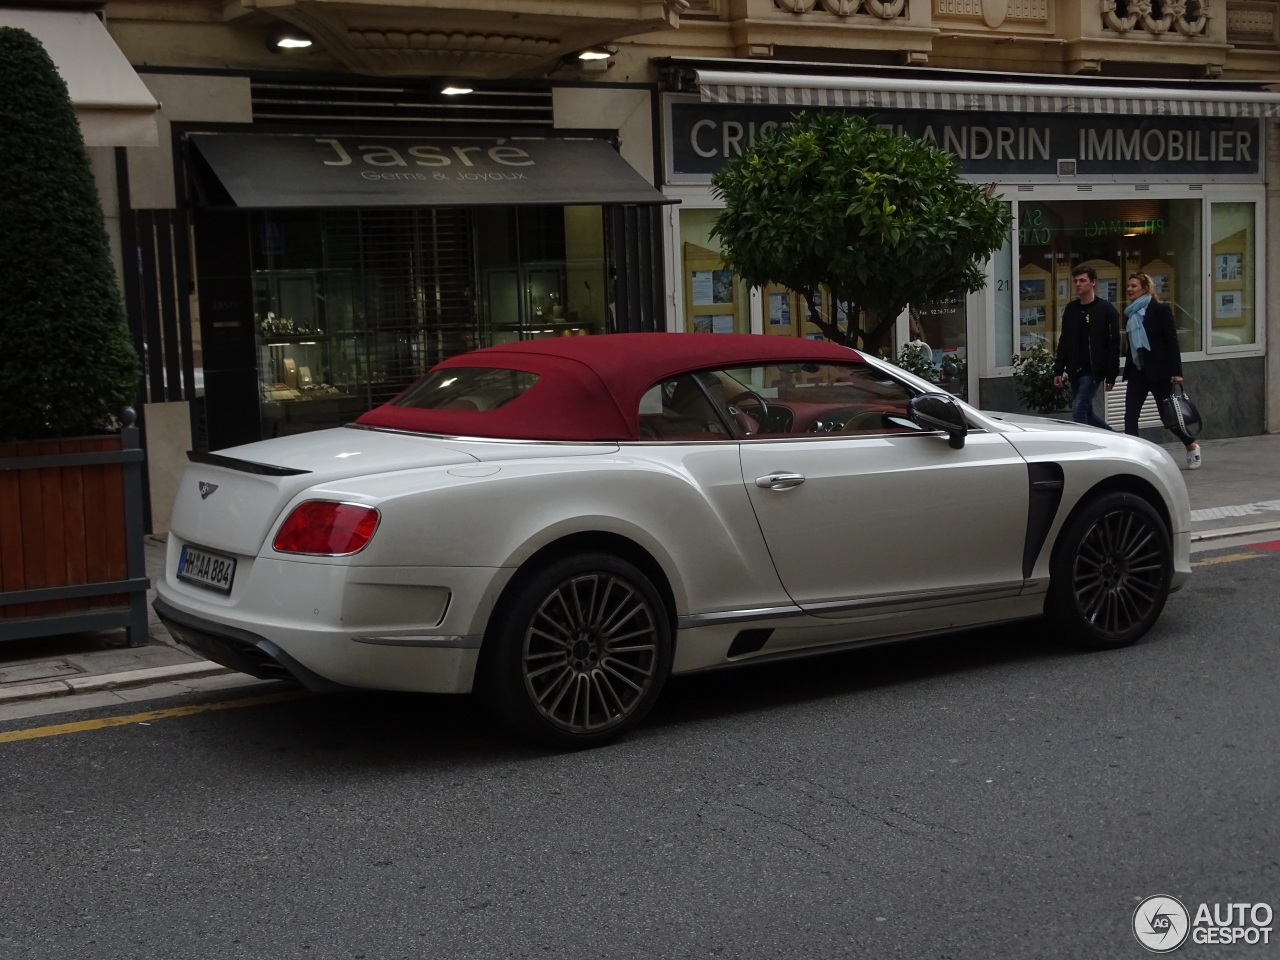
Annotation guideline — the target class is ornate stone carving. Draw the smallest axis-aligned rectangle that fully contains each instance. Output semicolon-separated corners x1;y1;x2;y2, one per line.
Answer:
345;28;558;63
1226;6;1277;41
1101;0;1138;31
1007;0;1048;18
982;0;1009;27
774;0;907;15
861;0;908;16
1174;0;1211;35
935;0;983;15
936;0;1045;18
1100;0;1208;36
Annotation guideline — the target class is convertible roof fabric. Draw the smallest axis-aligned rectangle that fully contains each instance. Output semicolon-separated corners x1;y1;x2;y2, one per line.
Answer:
355;333;866;442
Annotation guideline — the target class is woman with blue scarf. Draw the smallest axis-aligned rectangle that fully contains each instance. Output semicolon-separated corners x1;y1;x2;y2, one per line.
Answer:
1122;273;1201;469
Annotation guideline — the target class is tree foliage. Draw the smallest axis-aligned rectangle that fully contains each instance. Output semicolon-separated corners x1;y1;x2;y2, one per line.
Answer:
710;112;1012;356
0;27;139;440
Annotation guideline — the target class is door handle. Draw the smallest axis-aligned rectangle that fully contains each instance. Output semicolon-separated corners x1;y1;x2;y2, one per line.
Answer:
755;473;806;490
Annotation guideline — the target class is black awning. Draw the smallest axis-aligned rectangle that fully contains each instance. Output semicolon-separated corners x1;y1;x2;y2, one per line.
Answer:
187;133;674;208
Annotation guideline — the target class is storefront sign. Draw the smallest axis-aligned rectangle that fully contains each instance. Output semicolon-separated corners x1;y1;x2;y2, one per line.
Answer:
665;101;1263;182
189;134;672;208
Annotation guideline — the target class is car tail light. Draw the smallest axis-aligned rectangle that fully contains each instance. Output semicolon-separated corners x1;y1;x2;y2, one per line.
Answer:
273;500;380;556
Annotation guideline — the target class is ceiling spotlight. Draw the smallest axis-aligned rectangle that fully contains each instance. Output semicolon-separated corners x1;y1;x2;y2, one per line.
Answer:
562;45;618;72
439;80;474;96
576;45;617;61
267;27;313;52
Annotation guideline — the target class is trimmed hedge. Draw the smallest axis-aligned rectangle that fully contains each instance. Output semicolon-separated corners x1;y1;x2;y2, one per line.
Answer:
0;26;139;441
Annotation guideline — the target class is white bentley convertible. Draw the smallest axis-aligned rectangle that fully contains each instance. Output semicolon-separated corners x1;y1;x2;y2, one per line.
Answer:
155;333;1191;746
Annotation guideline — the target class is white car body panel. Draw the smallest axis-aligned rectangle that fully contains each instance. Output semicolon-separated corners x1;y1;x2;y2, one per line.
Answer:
740;430;1029;610
156;350;1192;703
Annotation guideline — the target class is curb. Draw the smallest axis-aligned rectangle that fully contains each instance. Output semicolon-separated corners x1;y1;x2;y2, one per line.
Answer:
0;661;231;706
1190;519;1280;544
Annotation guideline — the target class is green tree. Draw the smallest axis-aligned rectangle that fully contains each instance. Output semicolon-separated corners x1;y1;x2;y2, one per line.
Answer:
711;112;1012;356
0;27;139;441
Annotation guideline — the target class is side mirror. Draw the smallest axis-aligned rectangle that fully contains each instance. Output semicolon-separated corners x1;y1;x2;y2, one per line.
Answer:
908;393;968;449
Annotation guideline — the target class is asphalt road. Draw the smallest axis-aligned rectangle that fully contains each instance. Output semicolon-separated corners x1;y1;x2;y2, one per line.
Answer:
1;546;1277;960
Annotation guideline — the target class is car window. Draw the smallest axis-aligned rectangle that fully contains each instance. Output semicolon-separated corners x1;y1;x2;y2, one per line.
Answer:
712;362;924;438
637;375;732;441
391;367;538;411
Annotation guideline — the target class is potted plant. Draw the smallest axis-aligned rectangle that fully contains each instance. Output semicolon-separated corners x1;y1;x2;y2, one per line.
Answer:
895;341;938;383
0;27;148;645
1012;347;1071;416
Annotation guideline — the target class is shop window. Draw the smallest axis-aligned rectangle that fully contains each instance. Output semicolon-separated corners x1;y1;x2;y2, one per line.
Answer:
1209;202;1256;348
475;206;607;343
246;205;608;441
1015;199;1201;357
909;294;969;400
679;209;750;334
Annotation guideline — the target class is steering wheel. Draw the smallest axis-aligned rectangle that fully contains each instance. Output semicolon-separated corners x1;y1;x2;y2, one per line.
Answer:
726;390;769;436
839;409;890;433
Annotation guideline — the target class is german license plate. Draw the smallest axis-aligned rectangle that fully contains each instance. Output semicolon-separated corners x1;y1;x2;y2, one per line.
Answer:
176;544;236;594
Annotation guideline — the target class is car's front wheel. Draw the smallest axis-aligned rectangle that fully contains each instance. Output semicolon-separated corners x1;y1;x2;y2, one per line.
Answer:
1047;492;1173;649
480;552;673;748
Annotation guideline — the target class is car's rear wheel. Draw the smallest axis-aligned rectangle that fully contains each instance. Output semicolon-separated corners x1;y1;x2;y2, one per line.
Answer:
481;552;672;748
1047;492;1172;649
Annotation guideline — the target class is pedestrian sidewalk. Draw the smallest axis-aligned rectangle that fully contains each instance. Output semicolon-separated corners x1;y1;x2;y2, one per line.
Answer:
2;432;1279;711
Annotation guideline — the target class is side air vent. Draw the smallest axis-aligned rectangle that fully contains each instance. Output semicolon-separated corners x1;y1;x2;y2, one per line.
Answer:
727;628;773;658
1023;461;1066;578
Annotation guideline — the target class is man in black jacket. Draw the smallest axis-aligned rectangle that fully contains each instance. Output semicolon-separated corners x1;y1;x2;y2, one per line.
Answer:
1052;264;1120;429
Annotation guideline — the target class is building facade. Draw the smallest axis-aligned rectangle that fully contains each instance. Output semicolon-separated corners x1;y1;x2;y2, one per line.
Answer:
6;0;1278;528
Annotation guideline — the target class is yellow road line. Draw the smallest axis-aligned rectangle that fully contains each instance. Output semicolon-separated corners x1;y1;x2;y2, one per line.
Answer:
0;690;308;744
1191;552;1266;568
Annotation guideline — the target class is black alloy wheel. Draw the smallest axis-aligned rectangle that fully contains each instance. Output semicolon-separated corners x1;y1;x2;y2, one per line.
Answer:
481;552;672;748
1047;492;1173;649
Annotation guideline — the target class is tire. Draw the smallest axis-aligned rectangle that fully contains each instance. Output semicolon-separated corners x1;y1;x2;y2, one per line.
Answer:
1046;492;1173;650
480;552;673;748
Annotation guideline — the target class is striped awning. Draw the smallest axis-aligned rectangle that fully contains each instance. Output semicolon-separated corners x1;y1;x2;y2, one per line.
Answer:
695;69;1280;118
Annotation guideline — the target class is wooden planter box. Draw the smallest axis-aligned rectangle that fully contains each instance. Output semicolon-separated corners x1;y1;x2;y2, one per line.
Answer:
0;414;149;646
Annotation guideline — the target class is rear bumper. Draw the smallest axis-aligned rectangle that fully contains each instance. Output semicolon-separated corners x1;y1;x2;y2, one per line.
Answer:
152;583;483;695
154;597;349;691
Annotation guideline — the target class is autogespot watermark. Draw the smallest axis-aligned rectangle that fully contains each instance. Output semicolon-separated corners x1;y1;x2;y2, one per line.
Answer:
1133;895;1274;952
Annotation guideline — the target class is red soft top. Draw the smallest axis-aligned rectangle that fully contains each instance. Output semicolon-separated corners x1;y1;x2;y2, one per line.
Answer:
355;332;865;441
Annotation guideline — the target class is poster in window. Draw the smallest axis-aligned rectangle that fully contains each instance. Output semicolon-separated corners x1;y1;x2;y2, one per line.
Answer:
1019;306;1046;327
1215;290;1242;320
1019;278;1045;301
1215;253;1243;282
711;270;734;305
768;293;790;327
710;314;735;333
691;271;714;306
1096;278;1118;304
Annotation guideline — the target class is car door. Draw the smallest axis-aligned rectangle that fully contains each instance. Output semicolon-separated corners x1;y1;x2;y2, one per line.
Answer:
724;362;1031;616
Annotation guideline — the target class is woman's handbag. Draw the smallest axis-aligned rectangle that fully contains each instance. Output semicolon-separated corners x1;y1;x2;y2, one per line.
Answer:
1159;382;1202;437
